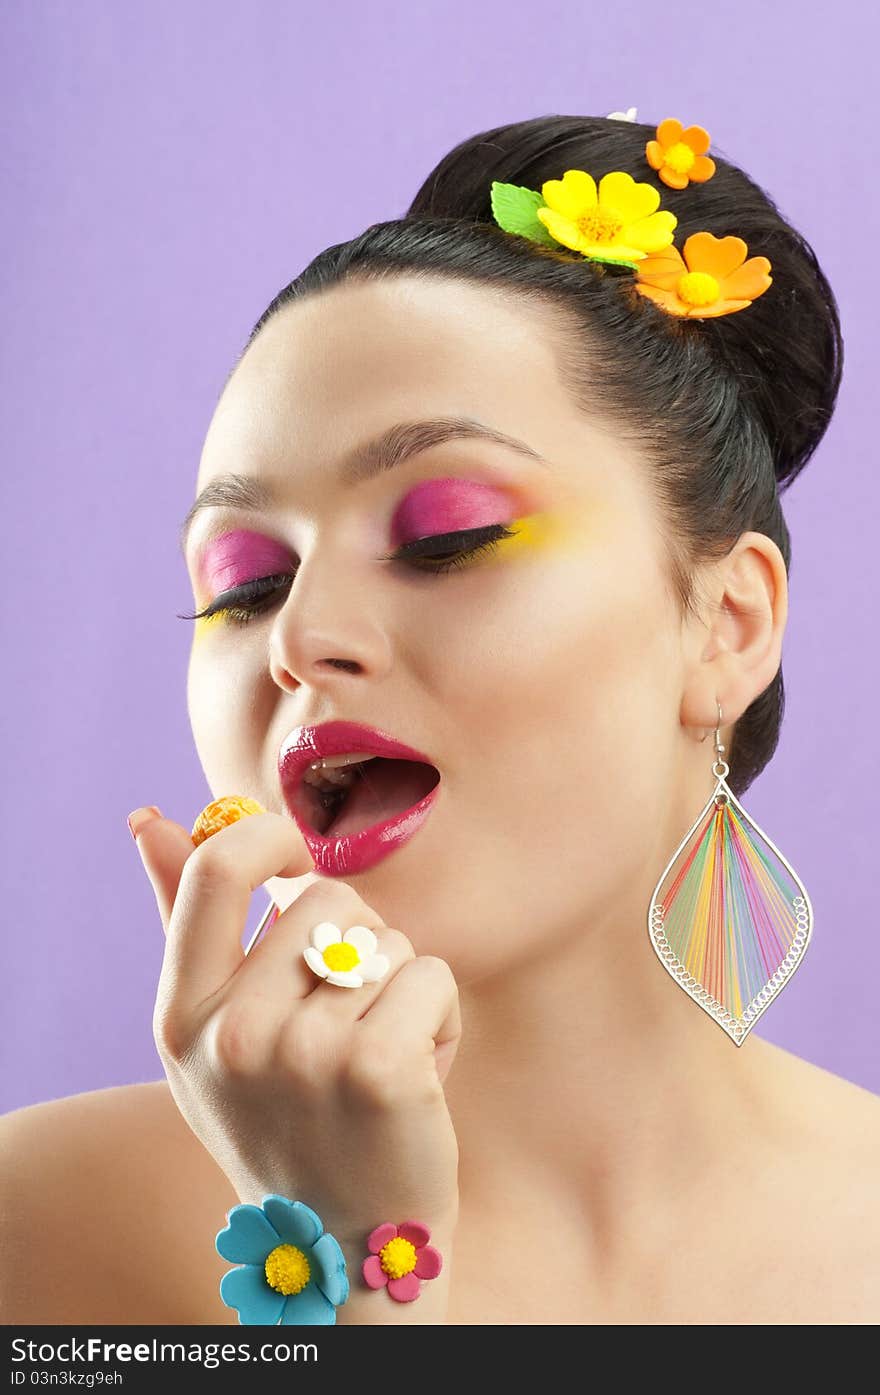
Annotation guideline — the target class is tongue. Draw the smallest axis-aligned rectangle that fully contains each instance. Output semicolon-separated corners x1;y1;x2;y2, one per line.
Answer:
324;758;439;837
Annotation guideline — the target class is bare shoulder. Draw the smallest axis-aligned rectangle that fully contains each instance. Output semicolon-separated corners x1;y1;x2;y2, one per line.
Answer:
0;1080;238;1324
753;1035;880;1148
746;1037;880;1318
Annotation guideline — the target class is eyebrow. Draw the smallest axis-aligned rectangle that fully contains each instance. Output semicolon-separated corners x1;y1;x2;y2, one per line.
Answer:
178;415;548;553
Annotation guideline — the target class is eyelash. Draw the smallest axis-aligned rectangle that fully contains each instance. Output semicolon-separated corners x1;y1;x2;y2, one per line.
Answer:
179;523;518;627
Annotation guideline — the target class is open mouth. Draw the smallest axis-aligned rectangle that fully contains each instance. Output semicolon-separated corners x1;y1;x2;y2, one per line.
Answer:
290;756;442;839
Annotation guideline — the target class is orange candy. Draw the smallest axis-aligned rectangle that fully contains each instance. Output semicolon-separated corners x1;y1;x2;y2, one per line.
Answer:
191;795;266;846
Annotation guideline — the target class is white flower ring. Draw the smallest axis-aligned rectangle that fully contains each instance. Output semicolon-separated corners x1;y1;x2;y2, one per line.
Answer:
303;922;391;988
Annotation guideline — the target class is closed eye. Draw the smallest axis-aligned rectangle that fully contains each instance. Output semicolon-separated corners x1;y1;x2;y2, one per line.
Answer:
382;523;518;568
178;523;519;627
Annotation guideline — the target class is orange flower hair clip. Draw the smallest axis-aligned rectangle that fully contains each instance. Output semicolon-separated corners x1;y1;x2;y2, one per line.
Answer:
635;232;772;318
646;118;716;189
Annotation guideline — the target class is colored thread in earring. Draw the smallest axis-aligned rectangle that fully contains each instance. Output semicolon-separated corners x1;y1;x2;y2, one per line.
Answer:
647;701;813;1045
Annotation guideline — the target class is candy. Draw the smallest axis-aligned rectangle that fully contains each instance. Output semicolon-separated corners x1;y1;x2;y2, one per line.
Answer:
191;795;266;846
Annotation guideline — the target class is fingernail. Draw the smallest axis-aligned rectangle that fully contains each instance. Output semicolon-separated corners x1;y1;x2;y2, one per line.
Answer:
127;806;163;842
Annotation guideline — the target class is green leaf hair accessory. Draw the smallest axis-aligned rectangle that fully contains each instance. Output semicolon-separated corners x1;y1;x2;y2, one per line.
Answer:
490;168;677;270
489;182;560;248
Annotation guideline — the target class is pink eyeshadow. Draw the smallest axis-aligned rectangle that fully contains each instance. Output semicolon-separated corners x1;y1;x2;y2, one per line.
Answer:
390;477;516;547
195;529;292;596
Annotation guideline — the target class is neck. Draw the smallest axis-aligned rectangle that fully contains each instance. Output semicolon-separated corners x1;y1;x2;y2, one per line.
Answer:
443;861;772;1234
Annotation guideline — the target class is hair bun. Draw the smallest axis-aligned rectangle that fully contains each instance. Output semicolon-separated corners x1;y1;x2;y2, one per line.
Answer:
686;218;842;493
405;114;843;494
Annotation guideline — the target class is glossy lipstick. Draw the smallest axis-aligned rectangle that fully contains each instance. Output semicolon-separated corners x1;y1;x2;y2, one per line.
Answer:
278;721;441;876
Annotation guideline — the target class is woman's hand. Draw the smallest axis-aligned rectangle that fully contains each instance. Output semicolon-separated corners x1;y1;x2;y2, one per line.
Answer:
131;808;461;1250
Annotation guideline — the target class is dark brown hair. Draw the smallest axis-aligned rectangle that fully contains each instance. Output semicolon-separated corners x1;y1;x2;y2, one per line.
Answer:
239;115;843;797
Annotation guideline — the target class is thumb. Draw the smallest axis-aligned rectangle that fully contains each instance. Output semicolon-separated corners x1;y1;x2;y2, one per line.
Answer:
127;806;198;935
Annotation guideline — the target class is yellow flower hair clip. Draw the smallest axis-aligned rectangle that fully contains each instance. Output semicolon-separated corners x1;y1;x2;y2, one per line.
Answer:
490;169;677;271
646;118;716;189
490;154;773;319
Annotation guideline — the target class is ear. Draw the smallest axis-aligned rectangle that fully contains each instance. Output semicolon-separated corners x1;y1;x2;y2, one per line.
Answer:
680;530;788;739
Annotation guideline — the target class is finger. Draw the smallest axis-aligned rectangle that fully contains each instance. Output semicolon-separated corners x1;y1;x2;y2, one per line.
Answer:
302;924;414;1020
357;956;462;1087
239;880;394;1003
129;813;201;932
155;811;315;1024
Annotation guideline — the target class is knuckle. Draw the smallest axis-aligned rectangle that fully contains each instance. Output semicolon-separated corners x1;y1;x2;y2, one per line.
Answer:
400;954;457;992
294;878;381;924
378;927;415;960
152;1005;194;1065
207;1002;268;1077
415;953;455;978
340;1039;403;1108
182;846;238;896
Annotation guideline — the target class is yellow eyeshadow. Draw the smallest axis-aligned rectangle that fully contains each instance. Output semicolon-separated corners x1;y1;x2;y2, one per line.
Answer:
485;509;584;560
192;610;224;645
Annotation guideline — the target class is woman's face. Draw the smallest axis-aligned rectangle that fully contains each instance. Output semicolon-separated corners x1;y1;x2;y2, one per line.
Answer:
184;274;699;982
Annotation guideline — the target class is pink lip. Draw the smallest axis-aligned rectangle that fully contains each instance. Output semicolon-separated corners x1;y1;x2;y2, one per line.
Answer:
278;721;441;875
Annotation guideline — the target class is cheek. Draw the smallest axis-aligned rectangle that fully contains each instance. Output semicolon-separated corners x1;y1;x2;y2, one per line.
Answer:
419;527;676;838
186;638;267;796
381;541;679;974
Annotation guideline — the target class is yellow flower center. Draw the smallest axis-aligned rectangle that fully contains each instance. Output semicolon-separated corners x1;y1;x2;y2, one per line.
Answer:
264;1243;311;1296
677;271;721;307
665;141;696;175
379;1236;418;1279
322;942;360;972
576;209;624;245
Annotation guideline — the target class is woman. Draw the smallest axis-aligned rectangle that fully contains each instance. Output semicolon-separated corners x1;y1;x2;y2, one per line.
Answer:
3;113;878;1325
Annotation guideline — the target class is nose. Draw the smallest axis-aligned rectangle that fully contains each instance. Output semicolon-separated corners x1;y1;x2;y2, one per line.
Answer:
267;540;392;692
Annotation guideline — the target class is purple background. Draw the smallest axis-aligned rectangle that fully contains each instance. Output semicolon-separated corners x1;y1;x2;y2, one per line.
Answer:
2;2;877;1115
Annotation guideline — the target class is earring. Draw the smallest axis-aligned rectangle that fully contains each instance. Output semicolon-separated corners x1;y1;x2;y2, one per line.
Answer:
647;699;813;1046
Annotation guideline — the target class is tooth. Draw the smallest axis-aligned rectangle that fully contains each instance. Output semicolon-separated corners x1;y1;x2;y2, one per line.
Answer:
308;752;378;770
303;767;356;791
302;752;379;796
